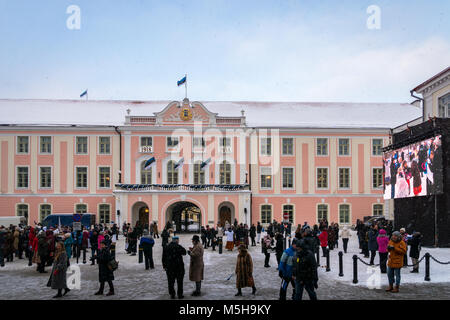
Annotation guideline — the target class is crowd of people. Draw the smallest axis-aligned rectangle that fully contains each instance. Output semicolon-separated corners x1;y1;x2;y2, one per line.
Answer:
0;216;424;299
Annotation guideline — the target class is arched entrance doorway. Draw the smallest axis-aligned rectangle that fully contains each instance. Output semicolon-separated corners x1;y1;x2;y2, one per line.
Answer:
131;201;150;229
218;202;235;227
166;201;201;233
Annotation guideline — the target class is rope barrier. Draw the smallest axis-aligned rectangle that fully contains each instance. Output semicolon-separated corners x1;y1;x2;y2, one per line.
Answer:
429;255;450;265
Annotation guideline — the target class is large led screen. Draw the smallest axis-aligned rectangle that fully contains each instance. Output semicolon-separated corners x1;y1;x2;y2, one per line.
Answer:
383;135;443;199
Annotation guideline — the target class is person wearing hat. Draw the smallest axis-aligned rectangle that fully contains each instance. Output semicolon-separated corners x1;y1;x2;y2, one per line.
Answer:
94;240;115;296
162;236;187;299
63;233;73;266
408;231;422;273
188;235;204;296
140;230;155;270
235;244;256;296
385;231;407;293
292;239;318;300
399;228;409;267
376;229;389;273
278;238;297;300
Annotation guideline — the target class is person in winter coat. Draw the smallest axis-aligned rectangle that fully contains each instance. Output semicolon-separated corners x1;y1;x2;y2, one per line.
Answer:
13;227;20;257
63;233;73;266
162;236;187;299
152;222;159;238
140;230;155;270
249;224;256;246
235;244;256;296
161;228;170;247
368;226;379;265
376;229;389;273
340;226;351;253
94;240;115;296
48;241;70;298
0;227;6;267
37;231;49;273
361;226;369;257
262;234;273;267
90;230;99;265
408;232;422;273
188;235;204;296
292;239;318;300
81;230;89;264
386;231;407;293
399;228;409;268
27;227;36;266
278;242;297;300
318;228;328;257
256;222;262;244
275;233;284;267
97;232;105;251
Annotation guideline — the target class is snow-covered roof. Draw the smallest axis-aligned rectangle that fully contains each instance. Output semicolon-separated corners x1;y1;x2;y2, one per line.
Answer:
0;99;422;129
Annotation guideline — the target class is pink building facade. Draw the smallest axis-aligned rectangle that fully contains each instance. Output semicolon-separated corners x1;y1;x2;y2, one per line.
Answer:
0;98;422;229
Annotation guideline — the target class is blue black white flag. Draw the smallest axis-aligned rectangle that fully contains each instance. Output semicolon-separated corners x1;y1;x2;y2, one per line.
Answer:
80;89;88;98
144;157;156;170
200;158;211;170
174;157;184;169
177;76;186;86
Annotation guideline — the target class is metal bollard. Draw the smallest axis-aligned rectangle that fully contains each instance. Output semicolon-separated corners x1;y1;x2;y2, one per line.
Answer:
352;255;358;284
110;244;116;260
326;248;330;272
138;244;143;263
288;237;291;248
283;237;287;250
83;249;87;264
338;251;344;277
316;247;320;266
424;253;430;281
218;237;223;254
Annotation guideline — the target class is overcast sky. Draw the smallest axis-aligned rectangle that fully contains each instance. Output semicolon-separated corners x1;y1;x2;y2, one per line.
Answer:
0;0;448;103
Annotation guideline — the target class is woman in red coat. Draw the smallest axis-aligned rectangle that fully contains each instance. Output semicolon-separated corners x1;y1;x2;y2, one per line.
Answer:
318;228;328;257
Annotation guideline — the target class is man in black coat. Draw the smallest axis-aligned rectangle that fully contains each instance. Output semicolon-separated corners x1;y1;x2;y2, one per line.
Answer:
292;239;318;300
408;232;422;273
94;240;115;296
249;224;256;246
162;236;187;299
256;222;262;244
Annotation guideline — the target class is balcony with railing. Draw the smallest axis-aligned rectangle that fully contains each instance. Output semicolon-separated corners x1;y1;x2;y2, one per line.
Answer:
114;183;250;192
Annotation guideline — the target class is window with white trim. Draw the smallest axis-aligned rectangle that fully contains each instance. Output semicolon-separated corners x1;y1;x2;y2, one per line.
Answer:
140;137;153;147
193;161;205;184
339;168;350;189
40;136;51;153
141;161;152;184
167;137;179;148
17;167;29;188
167;161;178;184
99;167;111;188
99;137;111;154
76;136;88;154
372;139;383;156
282;138;293;155
40;204;51;222
339;204;350;224
76;167;88;188
372;168;383;189
438;93;450;118
260;137;272;156
260;167;272;189
317;204;328;222
40;167;51;188
17;136;29;154
282;168;294;189
316;138;328;156
283;204;294;223
338;138;350;156
220;161;231;185
316;168;328;189
261;205;272;224
99;204;111;224
17;204;29;224
373;204;384;216
75;204;87;214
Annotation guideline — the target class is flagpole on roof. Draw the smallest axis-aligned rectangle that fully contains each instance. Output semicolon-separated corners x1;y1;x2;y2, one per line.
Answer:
185;74;187;99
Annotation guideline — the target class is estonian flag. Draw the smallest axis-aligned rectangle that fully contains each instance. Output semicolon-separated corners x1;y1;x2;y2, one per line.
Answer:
174;157;184;169
144;157;156;170
80;89;88;98
200;158;211;170
177;76;187;86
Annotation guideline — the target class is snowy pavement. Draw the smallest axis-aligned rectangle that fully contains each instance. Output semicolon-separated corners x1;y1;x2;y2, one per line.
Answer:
1;232;449;300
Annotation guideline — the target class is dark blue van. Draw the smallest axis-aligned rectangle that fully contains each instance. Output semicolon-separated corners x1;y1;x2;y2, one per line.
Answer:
42;213;96;229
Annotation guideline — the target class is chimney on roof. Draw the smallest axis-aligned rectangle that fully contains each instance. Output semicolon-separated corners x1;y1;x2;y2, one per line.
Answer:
126;108;131;115
241;109;245;116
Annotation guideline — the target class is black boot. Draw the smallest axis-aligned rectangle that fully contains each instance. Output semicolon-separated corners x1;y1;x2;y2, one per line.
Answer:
235;288;242;296
252;286;257;295
63;288;71;296
53;289;63;298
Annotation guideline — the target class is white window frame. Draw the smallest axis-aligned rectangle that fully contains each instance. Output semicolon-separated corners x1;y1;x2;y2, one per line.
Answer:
38;166;53;190
260;204;272;225
98;166;111;189
39;136;53;155
218;136;233;154
75;203;88;214
373;203;384;216
98;136;112;155
316;138;329;157
16;203;29;224
16;136;30;155
338;167;351;190
259;137;272;156
282;203;295;224
39;203;52;222
75;136;89;155
281;166;295;190
316;203;329;223
338;138;351;157
281;137;294;156
75;166;89;190
372;138;383;156
166;136;180;153
98;203;111;224
372;167;383;190
260;166;273;190
338;203;352;225
16;165;30;190
316;167;329;190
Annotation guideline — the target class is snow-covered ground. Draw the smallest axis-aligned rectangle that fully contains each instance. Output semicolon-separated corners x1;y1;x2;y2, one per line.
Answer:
0;231;449;300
